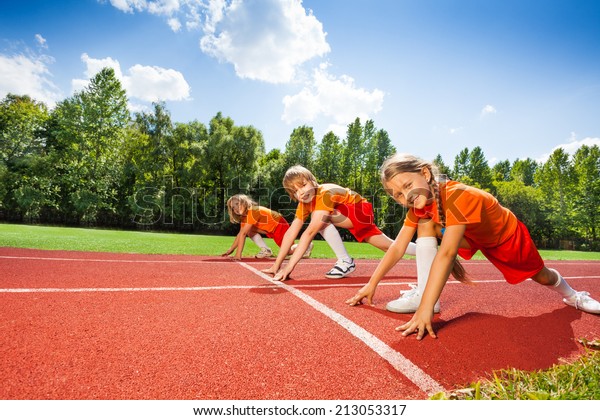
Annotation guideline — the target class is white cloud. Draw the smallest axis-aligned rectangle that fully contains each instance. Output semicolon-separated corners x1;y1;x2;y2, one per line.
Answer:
199;0;330;83
282;65;385;126
73;53;190;102
106;0;330;82
126;64;190;101
537;133;600;163
108;0;181;15
108;0;148;13
0;53;62;106
480;104;497;118
35;34;47;49
168;17;182;31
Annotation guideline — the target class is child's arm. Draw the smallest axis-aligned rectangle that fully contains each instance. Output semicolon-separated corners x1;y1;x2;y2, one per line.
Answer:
262;217;304;275
230;224;253;260
221;233;241;257
397;224;466;340
272;210;329;281
345;225;416;306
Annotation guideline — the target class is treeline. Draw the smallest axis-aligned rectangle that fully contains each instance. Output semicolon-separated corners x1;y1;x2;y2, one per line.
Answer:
1;68;599;250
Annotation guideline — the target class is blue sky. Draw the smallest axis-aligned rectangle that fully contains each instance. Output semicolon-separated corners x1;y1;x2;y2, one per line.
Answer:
2;0;599;165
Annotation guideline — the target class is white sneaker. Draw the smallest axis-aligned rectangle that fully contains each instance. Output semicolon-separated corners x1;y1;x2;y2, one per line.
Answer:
563;291;600;314
385;284;440;314
302;242;314;259
325;258;356;278
255;247;273;259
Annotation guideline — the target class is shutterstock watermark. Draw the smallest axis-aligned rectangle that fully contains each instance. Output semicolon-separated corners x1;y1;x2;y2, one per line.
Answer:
130;177;408;228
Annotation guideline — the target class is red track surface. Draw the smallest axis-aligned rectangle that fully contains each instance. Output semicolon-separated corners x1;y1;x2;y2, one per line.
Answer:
1;247;599;400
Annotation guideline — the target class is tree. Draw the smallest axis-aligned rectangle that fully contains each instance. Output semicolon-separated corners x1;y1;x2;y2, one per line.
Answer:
47;67;130;225
202;113;264;227
340;118;366;190
494;180;546;241
535;148;576;241
314;131;342;183
452;147;493;191
492;159;511;182
283;125;316;169
572;145;600;248
511;158;538;186
468;146;493;191
363;128;397;236
453;147;472;184
433;154;452;178
0;94;51;221
0;94;49;165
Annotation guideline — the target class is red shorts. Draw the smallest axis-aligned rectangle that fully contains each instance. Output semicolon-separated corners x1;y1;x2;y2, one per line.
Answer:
266;219;289;247
457;220;544;284
335;202;383;243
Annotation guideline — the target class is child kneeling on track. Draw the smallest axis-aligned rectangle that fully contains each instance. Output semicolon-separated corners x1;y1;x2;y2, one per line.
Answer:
346;153;600;340
222;194;314;260
262;165;417;281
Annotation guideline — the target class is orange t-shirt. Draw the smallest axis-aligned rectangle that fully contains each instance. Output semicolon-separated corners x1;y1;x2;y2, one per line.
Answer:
295;184;366;221
403;181;518;248
241;206;283;234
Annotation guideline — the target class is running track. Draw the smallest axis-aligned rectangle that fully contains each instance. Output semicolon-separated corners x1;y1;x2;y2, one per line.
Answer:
1;247;599;400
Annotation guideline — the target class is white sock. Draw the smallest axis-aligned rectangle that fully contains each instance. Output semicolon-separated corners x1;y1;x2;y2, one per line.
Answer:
405;241;417;256
549;268;576;299
250;233;268;250
319;224;351;261
416;236;438;295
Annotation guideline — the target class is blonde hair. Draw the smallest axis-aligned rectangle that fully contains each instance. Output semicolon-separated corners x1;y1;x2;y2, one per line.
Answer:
381;153;469;283
283;165;318;201
226;194;257;224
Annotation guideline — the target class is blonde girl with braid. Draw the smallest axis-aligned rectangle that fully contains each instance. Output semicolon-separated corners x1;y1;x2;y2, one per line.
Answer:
346;153;599;340
223;194;314;260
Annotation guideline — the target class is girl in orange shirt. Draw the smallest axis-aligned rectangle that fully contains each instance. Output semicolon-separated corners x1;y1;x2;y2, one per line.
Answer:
223;194;313;260
346;153;599;340
263;165;418;281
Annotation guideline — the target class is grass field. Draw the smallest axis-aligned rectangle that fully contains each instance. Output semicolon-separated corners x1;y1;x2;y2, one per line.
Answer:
1;223;600;260
1;222;599;399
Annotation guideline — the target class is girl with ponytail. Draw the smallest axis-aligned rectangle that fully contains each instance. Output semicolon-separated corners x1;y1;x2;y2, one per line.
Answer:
346;153;599;340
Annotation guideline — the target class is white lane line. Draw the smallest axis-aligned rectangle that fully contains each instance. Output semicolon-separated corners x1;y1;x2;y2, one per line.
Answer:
237;261;445;396
0;285;277;293
0;255;216;264
2;276;597;294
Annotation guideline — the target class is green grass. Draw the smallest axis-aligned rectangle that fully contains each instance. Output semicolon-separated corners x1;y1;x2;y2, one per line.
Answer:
1;223;600;260
0;223;384;258
431;340;600;400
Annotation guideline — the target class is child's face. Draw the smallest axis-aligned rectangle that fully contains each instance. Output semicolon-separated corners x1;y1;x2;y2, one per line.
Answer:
293;178;316;203
384;170;433;209
231;199;247;216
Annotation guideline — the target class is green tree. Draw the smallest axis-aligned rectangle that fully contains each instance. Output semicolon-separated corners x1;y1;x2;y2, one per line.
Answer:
453;147;472;184
47;67;130;225
511;158;538;186
314;131;342;183
202;113;265;226
433;154;452;178
363;128;397;236
0;94;49;164
535;148;576;241
468;146;493;191
341;118;367;190
0;94;52;221
572;145;600;248
494;180;546;241
492;159;511;182
283;125;316;169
